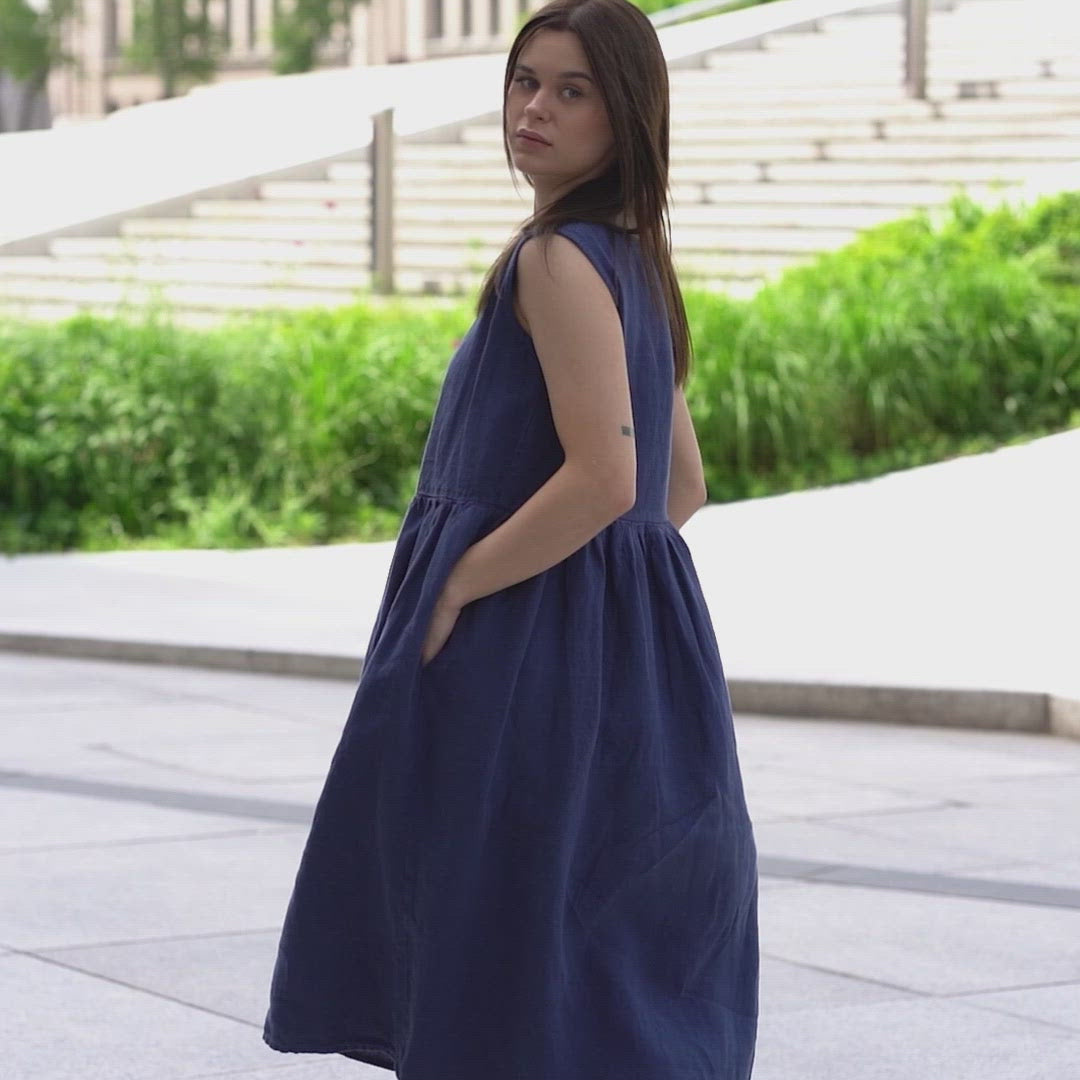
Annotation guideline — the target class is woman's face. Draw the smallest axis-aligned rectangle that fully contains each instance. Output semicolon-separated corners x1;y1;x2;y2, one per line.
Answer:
506;29;616;211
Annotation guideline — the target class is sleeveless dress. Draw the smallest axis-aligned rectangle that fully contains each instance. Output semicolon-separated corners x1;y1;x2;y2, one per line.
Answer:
262;219;760;1079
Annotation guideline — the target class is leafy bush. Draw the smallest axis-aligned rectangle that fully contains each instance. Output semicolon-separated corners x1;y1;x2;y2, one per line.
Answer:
0;188;1077;552
0;300;469;551
685;189;1080;499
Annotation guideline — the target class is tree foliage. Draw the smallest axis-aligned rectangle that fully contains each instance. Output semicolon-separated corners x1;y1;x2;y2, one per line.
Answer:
122;0;225;98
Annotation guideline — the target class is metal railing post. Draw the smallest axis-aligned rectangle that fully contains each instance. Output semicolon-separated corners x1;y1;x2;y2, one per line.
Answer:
371;107;395;294
904;0;930;99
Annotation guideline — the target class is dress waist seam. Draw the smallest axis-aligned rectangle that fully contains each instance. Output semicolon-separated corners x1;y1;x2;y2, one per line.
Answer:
413;487;674;527
414;487;509;513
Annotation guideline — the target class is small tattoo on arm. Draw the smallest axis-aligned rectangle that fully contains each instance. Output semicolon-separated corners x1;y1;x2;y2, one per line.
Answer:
621;424;634;437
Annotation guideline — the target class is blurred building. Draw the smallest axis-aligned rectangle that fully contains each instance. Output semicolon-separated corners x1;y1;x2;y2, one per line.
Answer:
35;0;537;124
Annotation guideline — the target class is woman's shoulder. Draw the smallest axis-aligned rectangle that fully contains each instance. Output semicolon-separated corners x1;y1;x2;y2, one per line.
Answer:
512;219;627;327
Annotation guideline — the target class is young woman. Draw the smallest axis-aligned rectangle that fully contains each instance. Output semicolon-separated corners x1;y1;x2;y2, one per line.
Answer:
262;0;760;1076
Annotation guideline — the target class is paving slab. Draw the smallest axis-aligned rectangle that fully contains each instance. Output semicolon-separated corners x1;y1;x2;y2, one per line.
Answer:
958;983;1080;1035
761;881;1080;994
1;951;278;1080
753;995;1080;1080
0;827;306;950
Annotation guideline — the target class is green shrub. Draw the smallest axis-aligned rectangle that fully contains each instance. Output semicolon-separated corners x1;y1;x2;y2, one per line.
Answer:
0;300;470;552
0;188;1077;552
685;189;1080;500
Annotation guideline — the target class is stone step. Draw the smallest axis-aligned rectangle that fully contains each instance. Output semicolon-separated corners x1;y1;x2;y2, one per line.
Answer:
321;150;1068;188
363;128;1080;164
695;178;1021;204
703;19;1071;50
637;99;921;121
668;82;920;103
0;256;370;290
821;137;1079;160
0;278;369;310
699;55;1077;84
260;177;1018;208
668;77;1080;102
471;129;1080;156
384;102;1080;160
760;37;1077;62
0;253;778;311
337;159;750;183
48;237;374;265
43;233;805;270
758;7;1062;41
192;199;372;221
0;270;468;308
460;118;1080;145
752;36;1076;64
666;97;1080;122
321;161;1024;191
190;199;941;231
118;218;376;241
759;33;1073;57
117;215;863;251
0;299;236;330
0;267;769;327
761;158;1047;181
422;141;831;164
0;247;791;288
935;76;1080;100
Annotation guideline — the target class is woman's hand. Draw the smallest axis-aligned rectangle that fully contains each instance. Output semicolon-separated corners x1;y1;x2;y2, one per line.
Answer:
421;595;464;667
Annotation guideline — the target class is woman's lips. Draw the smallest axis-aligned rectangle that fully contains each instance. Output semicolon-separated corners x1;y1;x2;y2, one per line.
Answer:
515;132;550;146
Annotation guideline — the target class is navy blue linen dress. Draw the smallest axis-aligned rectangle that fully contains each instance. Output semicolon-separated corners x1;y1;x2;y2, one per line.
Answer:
262;219;759;1079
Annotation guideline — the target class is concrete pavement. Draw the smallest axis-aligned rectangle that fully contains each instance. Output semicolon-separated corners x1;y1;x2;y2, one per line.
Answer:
2;651;1078;1079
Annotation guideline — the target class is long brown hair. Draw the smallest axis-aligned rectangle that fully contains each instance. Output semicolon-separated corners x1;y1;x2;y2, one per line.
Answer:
473;0;693;388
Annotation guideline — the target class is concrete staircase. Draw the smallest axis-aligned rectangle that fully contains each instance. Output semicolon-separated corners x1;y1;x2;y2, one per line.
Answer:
1;0;1078;328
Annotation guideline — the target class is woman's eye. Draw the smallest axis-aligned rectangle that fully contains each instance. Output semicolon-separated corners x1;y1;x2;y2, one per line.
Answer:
513;76;581;99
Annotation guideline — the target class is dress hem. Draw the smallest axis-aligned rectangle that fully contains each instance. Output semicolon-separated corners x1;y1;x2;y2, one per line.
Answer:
263;1030;397;1070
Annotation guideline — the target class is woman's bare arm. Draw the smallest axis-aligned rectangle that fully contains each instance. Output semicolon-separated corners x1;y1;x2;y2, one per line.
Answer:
442;234;636;608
